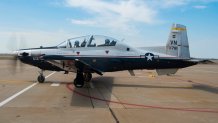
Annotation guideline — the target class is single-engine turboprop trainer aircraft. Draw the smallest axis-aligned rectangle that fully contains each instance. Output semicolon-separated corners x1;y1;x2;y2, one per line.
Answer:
11;24;198;88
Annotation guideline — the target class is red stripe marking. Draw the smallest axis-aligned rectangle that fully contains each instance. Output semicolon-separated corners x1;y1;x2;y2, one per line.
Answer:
66;84;218;114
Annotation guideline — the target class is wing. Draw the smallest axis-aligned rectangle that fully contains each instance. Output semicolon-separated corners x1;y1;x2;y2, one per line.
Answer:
42;55;103;75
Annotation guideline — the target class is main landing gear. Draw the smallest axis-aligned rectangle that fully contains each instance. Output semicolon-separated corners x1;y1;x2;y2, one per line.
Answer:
37;70;45;83
73;71;92;88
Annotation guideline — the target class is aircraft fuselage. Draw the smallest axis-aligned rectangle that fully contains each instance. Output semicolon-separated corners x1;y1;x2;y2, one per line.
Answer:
18;42;197;73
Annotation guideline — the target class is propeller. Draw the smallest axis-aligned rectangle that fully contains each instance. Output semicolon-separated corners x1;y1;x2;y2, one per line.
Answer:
7;33;27;74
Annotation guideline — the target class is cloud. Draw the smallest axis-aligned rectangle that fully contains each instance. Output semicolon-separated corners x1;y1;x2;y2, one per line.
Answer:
65;0;216;27
71;19;96;25
67;0;156;26
66;0;158;36
65;0;218;40
193;5;207;9
149;0;218;8
153;0;188;8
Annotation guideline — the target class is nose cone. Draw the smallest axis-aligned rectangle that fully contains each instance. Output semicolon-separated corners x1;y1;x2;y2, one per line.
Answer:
17;50;31;57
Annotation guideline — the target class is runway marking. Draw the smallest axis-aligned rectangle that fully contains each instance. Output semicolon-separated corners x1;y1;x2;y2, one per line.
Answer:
45;72;56;78
51;83;60;86
0;72;56;107
0;83;38;107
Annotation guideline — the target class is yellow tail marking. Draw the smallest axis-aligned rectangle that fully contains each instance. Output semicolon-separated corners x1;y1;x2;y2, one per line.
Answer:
172;27;186;31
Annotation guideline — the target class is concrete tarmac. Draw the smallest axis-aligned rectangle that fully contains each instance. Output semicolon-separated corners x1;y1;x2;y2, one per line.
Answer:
0;60;218;123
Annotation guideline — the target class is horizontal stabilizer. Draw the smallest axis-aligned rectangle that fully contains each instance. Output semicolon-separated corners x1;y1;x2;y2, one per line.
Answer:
138;46;166;54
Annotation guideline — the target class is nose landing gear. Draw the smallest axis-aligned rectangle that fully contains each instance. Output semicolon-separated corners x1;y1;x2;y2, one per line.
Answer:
37;70;45;83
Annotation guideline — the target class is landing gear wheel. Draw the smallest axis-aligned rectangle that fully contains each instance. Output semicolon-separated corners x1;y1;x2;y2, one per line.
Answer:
74;79;84;88
38;75;45;83
74;72;84;88
84;73;92;82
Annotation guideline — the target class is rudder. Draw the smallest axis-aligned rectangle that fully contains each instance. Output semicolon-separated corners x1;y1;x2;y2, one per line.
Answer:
166;24;190;59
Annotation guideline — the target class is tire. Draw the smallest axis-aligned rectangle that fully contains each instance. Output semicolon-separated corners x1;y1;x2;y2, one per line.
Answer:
74;73;84;88
74;78;84;88
38;75;45;83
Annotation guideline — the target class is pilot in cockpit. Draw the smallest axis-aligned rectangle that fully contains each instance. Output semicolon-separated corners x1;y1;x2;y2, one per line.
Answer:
110;40;116;46
74;41;80;47
98;39;110;47
81;39;87;47
105;39;110;46
87;36;96;47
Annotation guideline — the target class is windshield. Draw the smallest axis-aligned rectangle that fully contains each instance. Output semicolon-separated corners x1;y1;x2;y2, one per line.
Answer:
57;41;67;48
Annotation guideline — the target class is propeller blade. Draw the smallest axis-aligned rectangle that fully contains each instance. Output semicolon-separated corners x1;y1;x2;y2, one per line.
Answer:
7;54;18;75
6;33;28;74
7;33;18;51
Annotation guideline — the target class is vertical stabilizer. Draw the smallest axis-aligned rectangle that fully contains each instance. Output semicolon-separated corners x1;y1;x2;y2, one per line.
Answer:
166;24;190;59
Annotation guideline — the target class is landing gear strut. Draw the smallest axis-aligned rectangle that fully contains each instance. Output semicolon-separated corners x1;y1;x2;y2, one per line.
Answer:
84;73;92;82
37;70;45;83
74;71;92;88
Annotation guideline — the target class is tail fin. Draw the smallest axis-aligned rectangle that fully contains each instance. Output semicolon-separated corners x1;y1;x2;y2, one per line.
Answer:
166;24;190;59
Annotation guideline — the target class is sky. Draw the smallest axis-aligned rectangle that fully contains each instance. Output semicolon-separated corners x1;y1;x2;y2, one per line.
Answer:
0;0;218;58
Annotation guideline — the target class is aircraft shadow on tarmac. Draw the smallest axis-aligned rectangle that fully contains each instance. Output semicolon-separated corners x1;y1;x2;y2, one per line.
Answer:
70;77;114;108
191;84;218;94
112;83;218;94
94;76;218;94
69;76;218;107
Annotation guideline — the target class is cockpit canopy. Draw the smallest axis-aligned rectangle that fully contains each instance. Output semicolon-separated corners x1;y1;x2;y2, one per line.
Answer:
57;35;118;48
